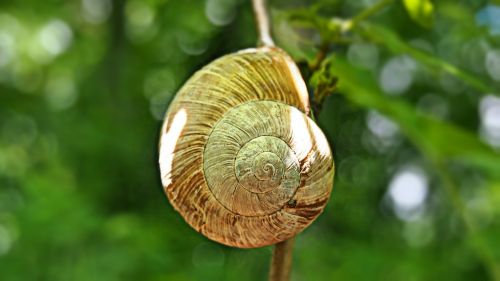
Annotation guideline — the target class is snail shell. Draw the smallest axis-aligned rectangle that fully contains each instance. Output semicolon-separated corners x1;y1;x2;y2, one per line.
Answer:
159;47;334;248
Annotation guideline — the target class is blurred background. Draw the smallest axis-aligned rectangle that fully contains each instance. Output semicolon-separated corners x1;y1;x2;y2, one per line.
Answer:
1;0;500;280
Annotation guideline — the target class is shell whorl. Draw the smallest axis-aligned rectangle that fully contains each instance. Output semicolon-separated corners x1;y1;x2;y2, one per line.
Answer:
159;47;334;248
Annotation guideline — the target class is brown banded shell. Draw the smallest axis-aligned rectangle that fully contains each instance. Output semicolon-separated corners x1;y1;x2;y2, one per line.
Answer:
159;47;334;248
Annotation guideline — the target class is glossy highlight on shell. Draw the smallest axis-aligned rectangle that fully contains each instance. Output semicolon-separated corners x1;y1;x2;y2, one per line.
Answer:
159;47;334;248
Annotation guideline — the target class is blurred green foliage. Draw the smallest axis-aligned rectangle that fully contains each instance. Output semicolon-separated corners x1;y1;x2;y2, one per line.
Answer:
1;0;500;280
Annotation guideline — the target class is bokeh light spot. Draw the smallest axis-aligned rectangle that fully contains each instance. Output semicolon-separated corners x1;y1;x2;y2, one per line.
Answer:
479;94;500;147
0;225;12;256
38;19;73;56
388;167;428;221
81;0;112;24
485;49;500;81
347;43;379;70
0;31;15;67
205;0;237;27
367;110;399;139
365;111;400;153
125;0;157;43
476;5;500;35
379;55;417;95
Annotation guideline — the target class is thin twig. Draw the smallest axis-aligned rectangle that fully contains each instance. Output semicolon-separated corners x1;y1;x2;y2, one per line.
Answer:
310;42;330;71
252;0;275;47
268;238;295;281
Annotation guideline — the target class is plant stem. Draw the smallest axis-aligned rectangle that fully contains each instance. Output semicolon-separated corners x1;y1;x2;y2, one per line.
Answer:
268;238;295;281
310;42;330;71
342;0;394;31
252;0;275;47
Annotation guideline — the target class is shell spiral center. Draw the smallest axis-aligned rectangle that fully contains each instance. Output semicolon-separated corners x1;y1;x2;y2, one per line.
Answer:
235;136;300;194
203;101;303;217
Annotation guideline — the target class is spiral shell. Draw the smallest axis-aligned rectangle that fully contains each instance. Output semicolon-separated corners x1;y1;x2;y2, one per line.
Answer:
159;47;334;248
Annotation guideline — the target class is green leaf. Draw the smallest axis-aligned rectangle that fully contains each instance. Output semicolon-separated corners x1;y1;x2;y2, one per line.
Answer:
354;23;496;94
402;0;435;28
328;57;500;177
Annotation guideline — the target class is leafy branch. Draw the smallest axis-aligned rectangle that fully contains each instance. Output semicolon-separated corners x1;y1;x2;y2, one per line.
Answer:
286;0;494;95
328;58;500;279
354;23;495;94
